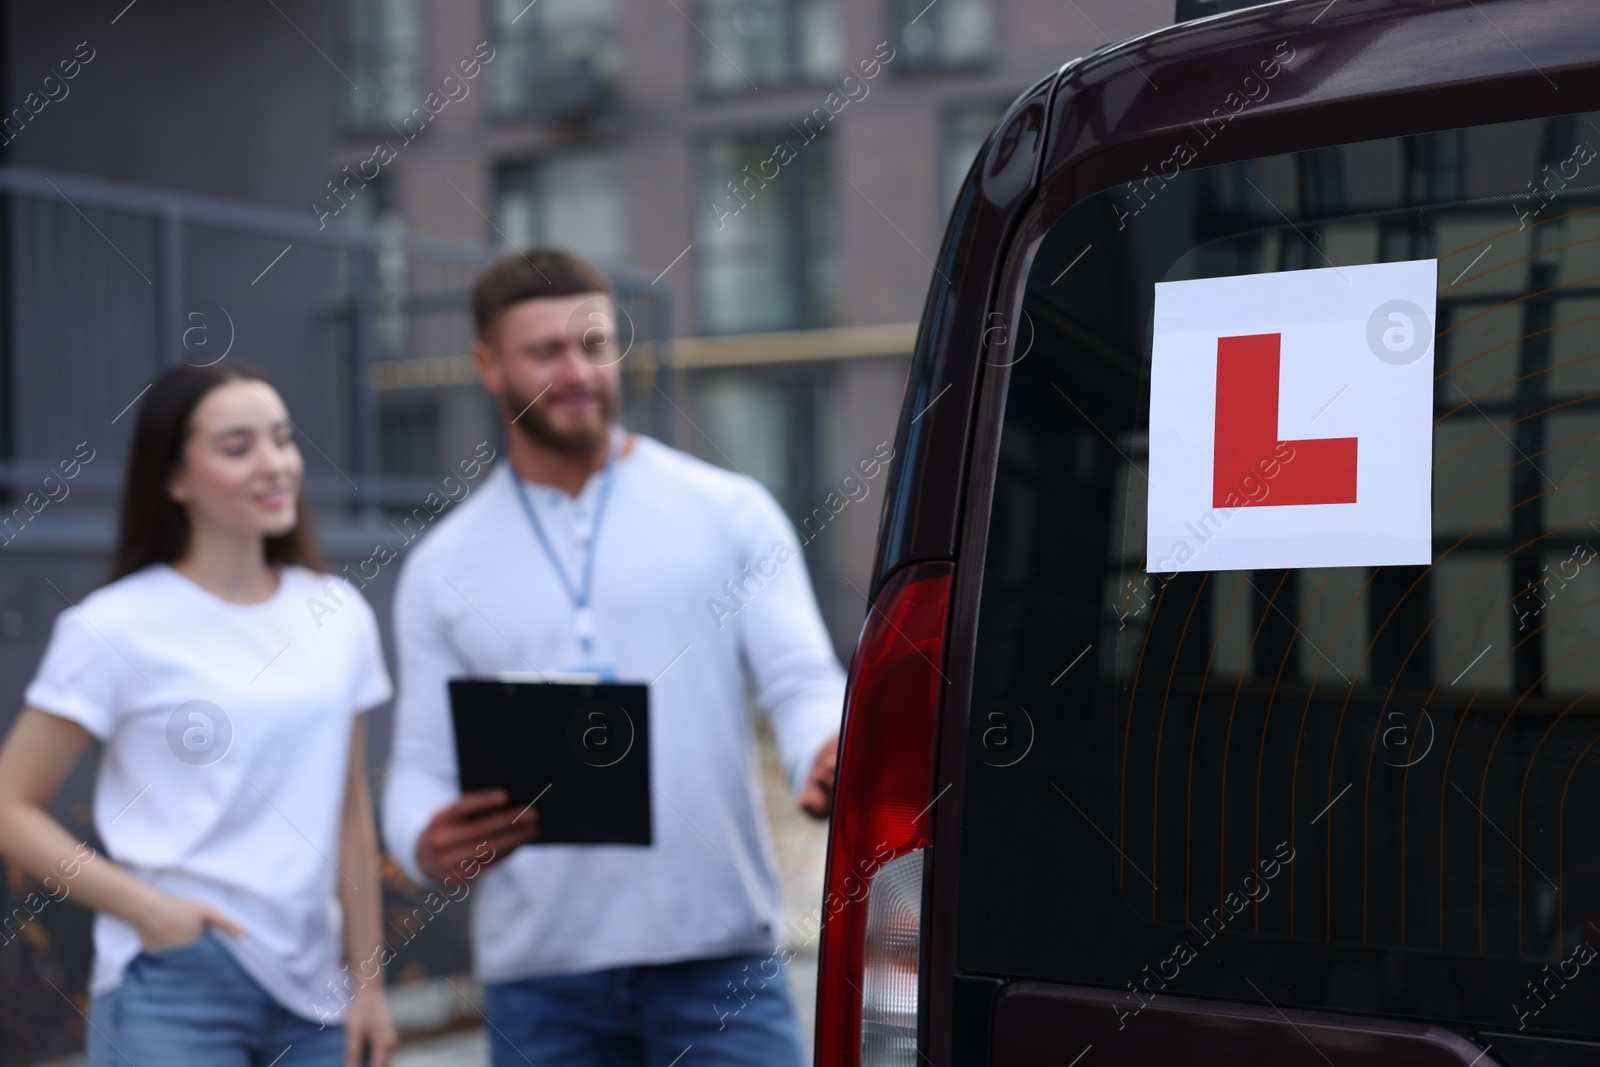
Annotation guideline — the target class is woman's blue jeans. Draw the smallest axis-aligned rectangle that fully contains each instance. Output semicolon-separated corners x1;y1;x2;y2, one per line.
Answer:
85;931;347;1067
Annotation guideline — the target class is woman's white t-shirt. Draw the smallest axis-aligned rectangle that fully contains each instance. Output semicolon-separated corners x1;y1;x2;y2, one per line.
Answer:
23;562;392;1023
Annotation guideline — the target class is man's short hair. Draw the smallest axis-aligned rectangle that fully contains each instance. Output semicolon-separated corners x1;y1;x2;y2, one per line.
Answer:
471;248;613;341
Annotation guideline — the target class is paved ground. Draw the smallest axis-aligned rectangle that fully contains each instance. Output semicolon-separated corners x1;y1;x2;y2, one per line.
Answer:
394;1028;490;1064
32;715;830;1066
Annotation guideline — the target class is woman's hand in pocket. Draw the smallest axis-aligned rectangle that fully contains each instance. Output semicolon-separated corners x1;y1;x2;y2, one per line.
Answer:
345;983;398;1067
132;889;246;951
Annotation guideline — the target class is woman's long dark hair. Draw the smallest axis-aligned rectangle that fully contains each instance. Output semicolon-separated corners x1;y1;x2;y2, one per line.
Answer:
111;362;328;580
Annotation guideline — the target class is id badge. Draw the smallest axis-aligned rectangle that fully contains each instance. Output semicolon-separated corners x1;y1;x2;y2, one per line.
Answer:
498;665;619;684
562;663;618;683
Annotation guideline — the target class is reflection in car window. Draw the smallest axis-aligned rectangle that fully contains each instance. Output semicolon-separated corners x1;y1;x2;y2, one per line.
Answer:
962;112;1600;1038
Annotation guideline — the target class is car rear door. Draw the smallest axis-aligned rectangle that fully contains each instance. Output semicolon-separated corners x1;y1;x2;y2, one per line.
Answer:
816;1;1600;1065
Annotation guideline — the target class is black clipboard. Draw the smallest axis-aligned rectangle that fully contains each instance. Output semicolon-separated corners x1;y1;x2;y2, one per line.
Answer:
448;674;651;846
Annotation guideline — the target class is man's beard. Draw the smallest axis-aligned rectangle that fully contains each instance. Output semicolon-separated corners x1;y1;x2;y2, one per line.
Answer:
504;379;619;457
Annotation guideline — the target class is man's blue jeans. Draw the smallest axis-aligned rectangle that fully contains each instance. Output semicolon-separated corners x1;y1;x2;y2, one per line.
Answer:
85;931;347;1067
483;951;807;1067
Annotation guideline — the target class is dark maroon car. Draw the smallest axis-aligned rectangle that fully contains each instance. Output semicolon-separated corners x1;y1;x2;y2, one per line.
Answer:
815;1;1600;1064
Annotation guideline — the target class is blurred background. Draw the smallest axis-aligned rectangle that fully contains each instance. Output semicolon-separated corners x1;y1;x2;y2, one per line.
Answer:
0;0;1172;1060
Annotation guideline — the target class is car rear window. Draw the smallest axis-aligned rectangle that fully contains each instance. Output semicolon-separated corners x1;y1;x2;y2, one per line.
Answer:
960;111;1600;1040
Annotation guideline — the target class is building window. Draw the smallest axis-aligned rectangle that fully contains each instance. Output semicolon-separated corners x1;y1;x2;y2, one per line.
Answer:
892;0;992;70
696;130;835;335
339;0;424;134
1403;128;1466;203
696;0;841;93
941;101;1009;213
493;150;624;266
1276;147;1344;271
336;169;400;230
1381;130;1467;261
334;172;409;358
694;370;819;523
1297;146;1346;216
488;0;619;119
380;400;442;478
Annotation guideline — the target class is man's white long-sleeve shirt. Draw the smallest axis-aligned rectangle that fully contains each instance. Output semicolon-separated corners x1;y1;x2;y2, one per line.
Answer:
380;432;846;983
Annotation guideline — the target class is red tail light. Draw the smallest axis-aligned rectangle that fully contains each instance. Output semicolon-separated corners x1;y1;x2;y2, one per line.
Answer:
815;562;953;1067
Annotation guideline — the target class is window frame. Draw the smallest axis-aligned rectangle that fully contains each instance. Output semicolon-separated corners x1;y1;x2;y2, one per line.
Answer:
484;0;619;122
489;148;625;264
690;0;842;97
336;0;425;137
886;0;997;75
692;127;837;335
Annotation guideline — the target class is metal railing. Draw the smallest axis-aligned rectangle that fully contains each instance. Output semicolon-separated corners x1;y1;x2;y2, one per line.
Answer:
0;163;671;551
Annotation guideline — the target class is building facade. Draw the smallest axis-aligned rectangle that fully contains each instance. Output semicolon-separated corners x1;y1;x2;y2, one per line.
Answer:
328;0;1173;651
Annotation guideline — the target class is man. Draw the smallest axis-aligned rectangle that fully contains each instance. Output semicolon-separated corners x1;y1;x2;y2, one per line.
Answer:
380;248;844;1065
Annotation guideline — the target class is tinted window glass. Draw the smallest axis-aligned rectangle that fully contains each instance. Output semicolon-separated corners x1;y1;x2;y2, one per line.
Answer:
962;112;1600;1039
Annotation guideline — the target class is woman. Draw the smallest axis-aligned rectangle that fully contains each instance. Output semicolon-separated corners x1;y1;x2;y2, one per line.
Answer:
0;363;398;1066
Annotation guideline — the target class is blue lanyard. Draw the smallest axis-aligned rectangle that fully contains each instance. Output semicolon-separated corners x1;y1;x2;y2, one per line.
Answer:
510;436;619;656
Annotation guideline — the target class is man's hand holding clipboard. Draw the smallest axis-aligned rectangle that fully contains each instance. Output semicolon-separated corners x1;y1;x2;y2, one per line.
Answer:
416;787;540;882
421;673;651;878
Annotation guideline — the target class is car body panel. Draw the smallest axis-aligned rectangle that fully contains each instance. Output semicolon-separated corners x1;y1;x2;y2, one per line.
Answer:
859;1;1600;1064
